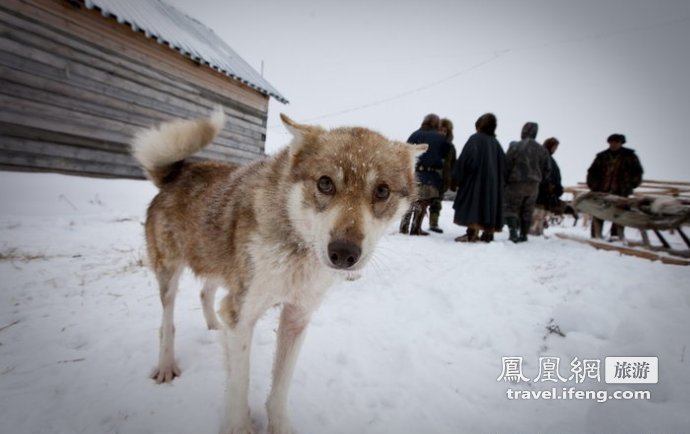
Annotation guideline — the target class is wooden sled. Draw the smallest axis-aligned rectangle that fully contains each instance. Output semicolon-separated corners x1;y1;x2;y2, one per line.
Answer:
555;233;690;266
566;191;690;265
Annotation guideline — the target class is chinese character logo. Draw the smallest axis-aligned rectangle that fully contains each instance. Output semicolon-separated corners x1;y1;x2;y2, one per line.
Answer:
569;357;601;383
614;361;650;380
497;357;529;383
605;357;658;384
534;357;567;382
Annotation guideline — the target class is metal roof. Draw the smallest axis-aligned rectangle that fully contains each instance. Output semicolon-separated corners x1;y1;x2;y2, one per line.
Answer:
84;0;288;104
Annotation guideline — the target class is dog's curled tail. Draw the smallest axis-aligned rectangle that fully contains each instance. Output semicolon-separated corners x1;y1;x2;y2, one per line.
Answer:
131;106;225;187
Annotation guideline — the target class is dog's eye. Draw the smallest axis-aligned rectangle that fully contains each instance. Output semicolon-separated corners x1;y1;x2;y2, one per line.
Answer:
374;183;390;201
317;176;336;195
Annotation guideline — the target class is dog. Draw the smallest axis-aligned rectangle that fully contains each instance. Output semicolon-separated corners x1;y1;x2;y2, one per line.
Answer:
530;201;579;236
132;107;426;434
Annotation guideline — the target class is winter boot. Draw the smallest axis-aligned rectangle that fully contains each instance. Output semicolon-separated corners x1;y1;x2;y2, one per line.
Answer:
518;217;532;242
506;216;520;243
454;227;478;242
410;201;430;236
399;211;412;234
609;223;625;242
429;211;443;233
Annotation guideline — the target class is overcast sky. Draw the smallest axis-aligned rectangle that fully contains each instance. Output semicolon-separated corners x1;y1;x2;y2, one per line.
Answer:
166;0;690;186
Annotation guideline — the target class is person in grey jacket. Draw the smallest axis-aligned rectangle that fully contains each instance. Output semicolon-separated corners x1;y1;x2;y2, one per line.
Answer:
504;122;551;242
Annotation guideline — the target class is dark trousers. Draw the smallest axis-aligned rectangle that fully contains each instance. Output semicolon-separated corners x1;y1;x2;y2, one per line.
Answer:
591;217;625;239
429;197;442;227
504;182;539;222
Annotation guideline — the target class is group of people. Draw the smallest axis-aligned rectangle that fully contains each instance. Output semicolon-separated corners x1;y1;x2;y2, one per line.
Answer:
400;113;644;243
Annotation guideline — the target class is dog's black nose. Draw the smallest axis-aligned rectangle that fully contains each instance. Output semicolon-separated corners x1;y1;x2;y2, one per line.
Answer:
327;240;362;269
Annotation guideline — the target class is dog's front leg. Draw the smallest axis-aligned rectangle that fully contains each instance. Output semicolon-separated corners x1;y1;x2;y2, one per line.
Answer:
266;303;312;434
152;265;183;383
222;323;256;434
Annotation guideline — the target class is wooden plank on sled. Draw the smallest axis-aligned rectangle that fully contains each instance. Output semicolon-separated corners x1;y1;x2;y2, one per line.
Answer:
555;233;690;266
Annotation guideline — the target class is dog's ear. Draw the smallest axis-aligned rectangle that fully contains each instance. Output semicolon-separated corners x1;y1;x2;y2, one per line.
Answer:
280;114;321;138
408;143;428;158
280;114;324;153
280;113;304;136
396;142;428;159
394;142;427;169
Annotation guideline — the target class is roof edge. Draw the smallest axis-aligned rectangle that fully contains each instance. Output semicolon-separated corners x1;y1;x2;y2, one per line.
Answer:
82;0;289;104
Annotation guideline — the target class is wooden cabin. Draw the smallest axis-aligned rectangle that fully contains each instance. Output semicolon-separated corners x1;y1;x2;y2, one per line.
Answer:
0;0;287;178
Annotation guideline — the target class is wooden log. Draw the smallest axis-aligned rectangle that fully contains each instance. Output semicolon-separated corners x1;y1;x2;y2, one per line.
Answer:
0;76;265;155
0;96;134;144
653;230;671;249
0;121;125;153
0;39;265;144
573;192;690;230
0;135;137;166
640;230;651;248
678;228;690;249
0;150;144;178
555;233;690;266
643;180;690;187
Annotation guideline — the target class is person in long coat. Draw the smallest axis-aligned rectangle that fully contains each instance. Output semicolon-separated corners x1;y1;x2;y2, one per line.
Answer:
452;113;505;242
536;137;564;210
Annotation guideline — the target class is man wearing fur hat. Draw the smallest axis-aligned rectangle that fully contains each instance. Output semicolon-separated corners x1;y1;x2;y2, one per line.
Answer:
586;133;644;240
504;122;551;242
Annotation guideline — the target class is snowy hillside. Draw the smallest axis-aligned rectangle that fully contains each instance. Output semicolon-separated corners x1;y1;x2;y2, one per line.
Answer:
1;170;688;434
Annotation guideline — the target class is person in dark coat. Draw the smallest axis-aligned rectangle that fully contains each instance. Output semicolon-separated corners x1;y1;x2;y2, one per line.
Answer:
586;133;643;240
451;113;505;242
536;137;563;210
504;122;551;242
399;113;450;235
532;137;564;235
428;117;457;233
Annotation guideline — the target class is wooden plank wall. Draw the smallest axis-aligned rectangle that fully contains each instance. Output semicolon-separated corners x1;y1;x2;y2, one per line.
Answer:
0;0;271;178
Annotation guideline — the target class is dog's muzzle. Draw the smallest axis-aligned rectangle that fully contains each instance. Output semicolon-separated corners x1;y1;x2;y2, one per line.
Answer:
327;239;362;269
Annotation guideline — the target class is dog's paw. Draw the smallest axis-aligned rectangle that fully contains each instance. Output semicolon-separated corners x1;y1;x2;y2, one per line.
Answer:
151;362;181;384
267;424;298;434
267;416;298;434
206;318;222;330
221;424;255;434
221;412;256;434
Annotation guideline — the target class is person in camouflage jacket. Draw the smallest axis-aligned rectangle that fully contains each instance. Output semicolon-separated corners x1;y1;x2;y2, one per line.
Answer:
586;133;643;239
504;122;551;242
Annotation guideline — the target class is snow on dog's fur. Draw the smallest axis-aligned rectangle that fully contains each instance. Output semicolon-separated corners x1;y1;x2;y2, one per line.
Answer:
132;107;425;434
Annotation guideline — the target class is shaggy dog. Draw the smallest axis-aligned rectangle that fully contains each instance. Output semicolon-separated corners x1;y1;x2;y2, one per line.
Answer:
132;107;425;434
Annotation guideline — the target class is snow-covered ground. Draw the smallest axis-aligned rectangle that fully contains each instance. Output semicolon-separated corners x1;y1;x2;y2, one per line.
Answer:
1;170;688;434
